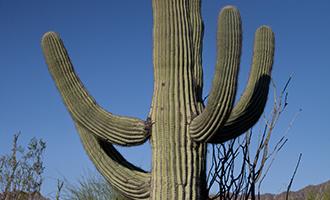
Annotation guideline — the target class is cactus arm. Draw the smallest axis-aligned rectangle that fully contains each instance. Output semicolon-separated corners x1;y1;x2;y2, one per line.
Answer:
42;32;150;146
208;26;275;144
189;6;242;142
77;123;150;199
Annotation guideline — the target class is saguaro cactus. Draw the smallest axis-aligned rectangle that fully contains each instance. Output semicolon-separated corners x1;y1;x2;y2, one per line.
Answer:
42;1;274;200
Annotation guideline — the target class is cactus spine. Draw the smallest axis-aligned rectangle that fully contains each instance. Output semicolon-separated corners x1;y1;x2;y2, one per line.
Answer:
42;1;274;199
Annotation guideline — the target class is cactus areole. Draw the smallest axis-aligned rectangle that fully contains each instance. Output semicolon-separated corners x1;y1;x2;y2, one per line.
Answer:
42;1;274;199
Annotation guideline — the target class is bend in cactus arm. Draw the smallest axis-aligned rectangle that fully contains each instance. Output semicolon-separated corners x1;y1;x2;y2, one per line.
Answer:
189;6;242;142
42;32;150;146
77;123;151;199
208;26;275;144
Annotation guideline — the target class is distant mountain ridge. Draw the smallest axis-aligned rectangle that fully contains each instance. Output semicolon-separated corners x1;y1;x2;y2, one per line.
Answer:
211;180;330;200
259;180;330;200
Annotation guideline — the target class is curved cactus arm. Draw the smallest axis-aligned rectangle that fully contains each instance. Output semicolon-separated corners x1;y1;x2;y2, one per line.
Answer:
189;6;241;142
77;123;151;199
208;26;275;144
42;32;150;146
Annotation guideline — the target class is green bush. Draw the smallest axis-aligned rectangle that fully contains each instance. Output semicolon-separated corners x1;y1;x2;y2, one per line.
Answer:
63;171;127;200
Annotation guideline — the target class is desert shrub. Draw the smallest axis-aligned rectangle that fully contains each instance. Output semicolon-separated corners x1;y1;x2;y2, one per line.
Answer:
0;133;46;200
207;78;301;200
63;171;127;200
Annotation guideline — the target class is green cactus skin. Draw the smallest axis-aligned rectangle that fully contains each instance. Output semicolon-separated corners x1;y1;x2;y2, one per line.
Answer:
41;1;274;199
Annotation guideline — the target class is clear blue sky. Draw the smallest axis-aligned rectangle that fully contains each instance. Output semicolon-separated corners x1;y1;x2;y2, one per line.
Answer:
1;0;329;198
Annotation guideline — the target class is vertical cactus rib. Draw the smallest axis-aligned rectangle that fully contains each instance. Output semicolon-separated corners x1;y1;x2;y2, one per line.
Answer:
76;123;150;199
189;0;204;111
189;6;242;142
41;32;150;146
208;26;275;144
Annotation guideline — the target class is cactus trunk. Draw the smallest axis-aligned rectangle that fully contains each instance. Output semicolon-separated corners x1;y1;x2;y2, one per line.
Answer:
42;0;275;199
150;1;207;199
150;103;206;199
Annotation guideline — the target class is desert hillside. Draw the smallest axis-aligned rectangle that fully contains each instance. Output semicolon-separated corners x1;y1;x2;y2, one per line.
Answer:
259;180;330;200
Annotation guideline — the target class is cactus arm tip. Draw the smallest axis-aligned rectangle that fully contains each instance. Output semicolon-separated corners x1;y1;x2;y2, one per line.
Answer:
189;6;242;142
42;32;151;146
208;25;275;144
